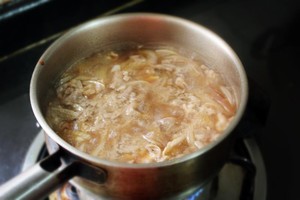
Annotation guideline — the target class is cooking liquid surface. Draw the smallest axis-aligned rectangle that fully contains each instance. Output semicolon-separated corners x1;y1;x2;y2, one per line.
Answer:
46;47;237;163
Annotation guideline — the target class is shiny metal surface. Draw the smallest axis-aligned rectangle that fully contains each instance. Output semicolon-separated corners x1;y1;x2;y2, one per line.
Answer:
22;127;44;172
0;151;71;200
29;13;248;199
244;138;267;200
21;131;268;200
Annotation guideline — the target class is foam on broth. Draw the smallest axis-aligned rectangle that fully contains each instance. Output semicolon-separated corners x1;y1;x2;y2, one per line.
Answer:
46;46;237;163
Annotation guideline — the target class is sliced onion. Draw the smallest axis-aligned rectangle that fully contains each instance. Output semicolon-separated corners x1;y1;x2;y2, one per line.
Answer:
141;50;158;64
162;135;185;156
220;86;235;106
145;144;162;162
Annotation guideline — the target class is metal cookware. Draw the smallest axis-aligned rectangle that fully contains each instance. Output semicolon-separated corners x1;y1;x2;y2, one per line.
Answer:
0;13;248;200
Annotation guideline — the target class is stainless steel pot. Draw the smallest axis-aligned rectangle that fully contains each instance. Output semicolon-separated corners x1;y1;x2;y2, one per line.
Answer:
0;13;248;200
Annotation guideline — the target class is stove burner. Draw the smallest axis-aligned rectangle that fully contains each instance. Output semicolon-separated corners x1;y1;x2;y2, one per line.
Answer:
50;182;210;200
49;183;79;200
186;188;205;200
22;131;267;200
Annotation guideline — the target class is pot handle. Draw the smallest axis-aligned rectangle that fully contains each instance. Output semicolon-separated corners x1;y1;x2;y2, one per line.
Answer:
0;150;107;200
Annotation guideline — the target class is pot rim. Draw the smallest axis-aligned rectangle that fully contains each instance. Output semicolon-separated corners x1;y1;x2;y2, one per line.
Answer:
30;12;248;168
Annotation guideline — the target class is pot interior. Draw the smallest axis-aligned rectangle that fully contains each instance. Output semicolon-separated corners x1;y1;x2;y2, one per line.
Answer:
30;13;248;166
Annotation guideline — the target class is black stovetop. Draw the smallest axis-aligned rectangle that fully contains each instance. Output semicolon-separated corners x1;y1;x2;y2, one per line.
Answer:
1;0;299;200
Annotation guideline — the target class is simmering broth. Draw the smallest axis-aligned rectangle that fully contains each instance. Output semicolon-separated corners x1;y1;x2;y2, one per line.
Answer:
46;47;236;163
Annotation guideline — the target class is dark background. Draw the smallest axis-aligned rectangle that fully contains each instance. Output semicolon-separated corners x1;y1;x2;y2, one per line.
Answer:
0;0;300;199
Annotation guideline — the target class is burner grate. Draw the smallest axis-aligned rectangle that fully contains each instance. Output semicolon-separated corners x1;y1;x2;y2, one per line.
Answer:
22;131;266;200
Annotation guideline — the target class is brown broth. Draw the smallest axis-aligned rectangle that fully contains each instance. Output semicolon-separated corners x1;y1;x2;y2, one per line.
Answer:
46;47;237;163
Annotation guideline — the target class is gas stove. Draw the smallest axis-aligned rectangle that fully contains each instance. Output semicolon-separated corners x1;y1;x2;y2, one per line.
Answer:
1;0;299;199
22;131;266;200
